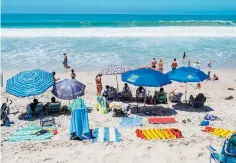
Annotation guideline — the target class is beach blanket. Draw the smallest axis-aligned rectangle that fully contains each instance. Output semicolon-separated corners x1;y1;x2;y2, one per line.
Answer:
8;124;55;142
96;96;109;114
202;126;236;138
120;117;142;127
69;107;91;140
136;128;183;140
148;117;177;124
92;127;122;143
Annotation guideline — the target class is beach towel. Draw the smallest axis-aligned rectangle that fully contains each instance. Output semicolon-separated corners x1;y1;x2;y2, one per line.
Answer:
204;114;218;121
200;120;209;126
136;128;183;141
92;127;122;143
148;117;177;124
8;124;55;142
202;126;236;138
69;98;86;111
96;96;109;114
120;117;142;127
69;107;91;140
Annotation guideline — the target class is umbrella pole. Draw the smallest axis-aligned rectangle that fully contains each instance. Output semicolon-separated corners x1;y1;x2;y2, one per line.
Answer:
116;74;119;92
185;83;187;107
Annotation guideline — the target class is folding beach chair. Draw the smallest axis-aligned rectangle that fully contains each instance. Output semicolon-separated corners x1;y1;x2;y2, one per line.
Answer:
208;134;236;163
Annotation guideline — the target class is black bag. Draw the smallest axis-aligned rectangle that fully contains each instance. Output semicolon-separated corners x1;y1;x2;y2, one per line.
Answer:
40;116;55;127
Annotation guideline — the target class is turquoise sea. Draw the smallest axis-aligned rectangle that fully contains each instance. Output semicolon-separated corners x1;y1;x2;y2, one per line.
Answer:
1;14;236;71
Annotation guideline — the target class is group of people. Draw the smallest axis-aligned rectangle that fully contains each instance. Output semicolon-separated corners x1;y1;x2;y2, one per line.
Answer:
151;52;214;72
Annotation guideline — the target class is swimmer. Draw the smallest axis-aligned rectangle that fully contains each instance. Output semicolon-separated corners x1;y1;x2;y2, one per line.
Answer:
183;52;186;60
151;57;157;69
63;53;70;68
188;59;191;67
208;61;212;68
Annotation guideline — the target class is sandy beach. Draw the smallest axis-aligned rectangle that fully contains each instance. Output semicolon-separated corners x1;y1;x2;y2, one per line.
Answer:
1;68;236;163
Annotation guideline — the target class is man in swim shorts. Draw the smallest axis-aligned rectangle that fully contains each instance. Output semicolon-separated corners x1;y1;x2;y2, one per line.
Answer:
96;73;103;96
151;57;157;69
171;58;178;70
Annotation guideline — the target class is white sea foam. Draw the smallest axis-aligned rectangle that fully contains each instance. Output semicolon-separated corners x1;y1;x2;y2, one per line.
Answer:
2;27;236;37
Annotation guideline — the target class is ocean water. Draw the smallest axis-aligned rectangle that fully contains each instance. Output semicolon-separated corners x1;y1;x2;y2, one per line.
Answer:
1;14;236;72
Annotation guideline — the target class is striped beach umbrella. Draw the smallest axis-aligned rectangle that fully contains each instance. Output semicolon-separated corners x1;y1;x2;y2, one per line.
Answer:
101;65;132;90
6;69;54;97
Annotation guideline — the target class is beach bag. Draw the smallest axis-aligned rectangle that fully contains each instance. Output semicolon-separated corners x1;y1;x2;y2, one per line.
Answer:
40;116;55;127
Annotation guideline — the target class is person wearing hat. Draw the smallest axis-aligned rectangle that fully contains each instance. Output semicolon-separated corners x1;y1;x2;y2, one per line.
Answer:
96;73;103;96
151;57;157;69
158;58;164;73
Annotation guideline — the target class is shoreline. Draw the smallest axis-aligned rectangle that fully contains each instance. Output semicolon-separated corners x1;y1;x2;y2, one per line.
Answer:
2;26;236;37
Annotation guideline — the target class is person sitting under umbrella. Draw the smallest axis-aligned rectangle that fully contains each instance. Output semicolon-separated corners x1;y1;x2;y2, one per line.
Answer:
121;83;132;99
136;86;146;101
26;98;42;116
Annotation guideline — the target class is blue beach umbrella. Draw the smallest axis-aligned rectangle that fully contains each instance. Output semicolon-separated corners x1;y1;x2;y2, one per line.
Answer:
122;67;172;87
6;69;54;97
166;66;208;105
52;79;85;100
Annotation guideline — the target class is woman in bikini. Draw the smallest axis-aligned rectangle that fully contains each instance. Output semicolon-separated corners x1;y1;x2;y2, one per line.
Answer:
96;74;103;96
158;58;164;73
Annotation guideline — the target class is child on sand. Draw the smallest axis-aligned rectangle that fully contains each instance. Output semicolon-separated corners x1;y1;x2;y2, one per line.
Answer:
71;69;76;79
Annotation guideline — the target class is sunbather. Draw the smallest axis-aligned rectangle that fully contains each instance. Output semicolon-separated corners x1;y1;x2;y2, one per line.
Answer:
121;83;132;99
153;87;168;104
136;86;146;101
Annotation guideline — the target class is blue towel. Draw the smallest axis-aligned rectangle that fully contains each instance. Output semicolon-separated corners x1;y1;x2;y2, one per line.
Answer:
69;107;91;140
200;120;209;126
92;127;122;143
120;117;142;127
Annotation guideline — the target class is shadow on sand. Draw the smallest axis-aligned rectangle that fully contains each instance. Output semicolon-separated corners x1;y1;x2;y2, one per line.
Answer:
129;104;178;117
172;102;214;112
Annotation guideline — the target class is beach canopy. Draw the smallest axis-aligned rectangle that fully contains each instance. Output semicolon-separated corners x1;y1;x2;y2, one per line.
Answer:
166;67;208;83
101;64;132;91
6;69;53;97
52;79;85;100
122;67;172;87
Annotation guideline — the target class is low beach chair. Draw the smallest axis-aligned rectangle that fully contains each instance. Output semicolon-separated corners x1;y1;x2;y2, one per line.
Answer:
153;91;168;104
96;96;109;114
26;103;43;117
208;134;236;163
169;92;183;103
189;93;206;108
48;102;61;113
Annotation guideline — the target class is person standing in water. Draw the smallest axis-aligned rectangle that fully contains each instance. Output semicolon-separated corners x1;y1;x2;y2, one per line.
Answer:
96;73;103;96
63;53;68;68
171;58;178;70
158;58;164;73
71;69;76;79
183;52;186;60
151;57;157;69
